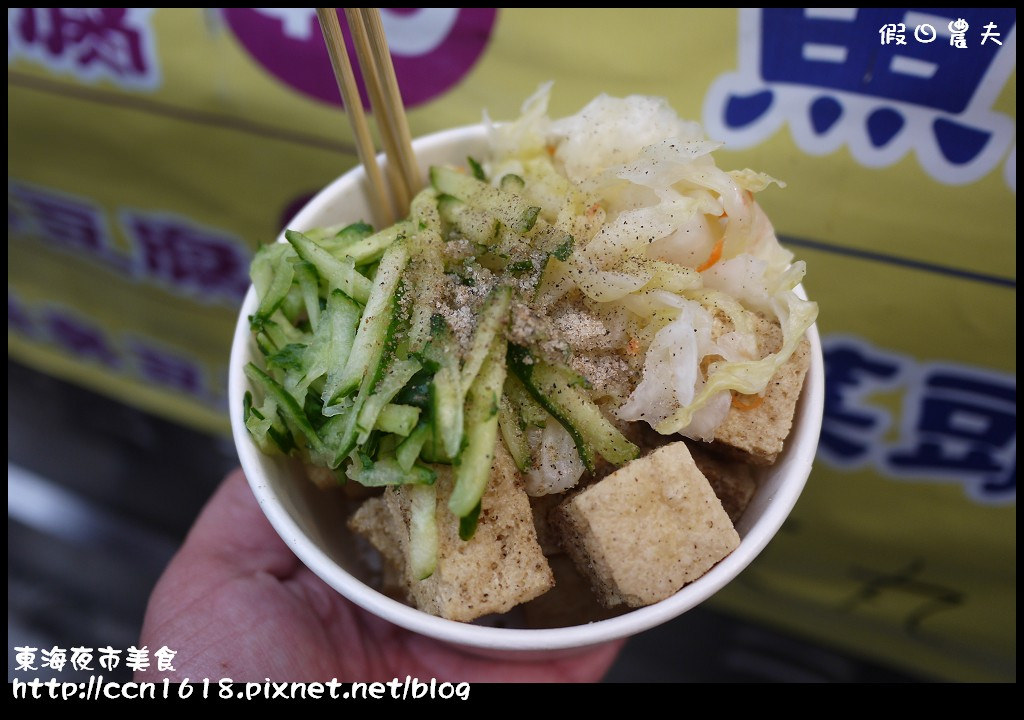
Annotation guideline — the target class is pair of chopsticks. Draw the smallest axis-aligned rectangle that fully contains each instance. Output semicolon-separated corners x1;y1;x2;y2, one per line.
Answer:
316;8;418;228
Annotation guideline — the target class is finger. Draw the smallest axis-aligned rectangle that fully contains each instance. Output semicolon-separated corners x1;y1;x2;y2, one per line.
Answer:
139;469;304;675
179;467;300;578
143;469;299;625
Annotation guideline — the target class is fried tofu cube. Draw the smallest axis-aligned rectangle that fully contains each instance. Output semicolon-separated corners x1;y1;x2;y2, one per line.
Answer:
349;442;553;622
712;316;811;465
687;443;757;524
554;441;739;608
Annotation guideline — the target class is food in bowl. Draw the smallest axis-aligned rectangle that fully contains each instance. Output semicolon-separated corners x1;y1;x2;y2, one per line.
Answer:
240;86;818;623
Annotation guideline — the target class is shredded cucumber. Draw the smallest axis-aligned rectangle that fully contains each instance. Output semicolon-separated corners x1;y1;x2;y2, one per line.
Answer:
449;335;507;518
508;345;639;471
430;166;540;233
408;483;438;580
329;241;410;401
285;229;372;304
498;394;531;471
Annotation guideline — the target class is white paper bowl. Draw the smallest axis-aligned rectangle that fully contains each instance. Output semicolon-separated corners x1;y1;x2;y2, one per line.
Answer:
229;123;825;653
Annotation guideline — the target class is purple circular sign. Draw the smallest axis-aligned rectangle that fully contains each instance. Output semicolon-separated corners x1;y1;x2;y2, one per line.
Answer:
222;8;498;108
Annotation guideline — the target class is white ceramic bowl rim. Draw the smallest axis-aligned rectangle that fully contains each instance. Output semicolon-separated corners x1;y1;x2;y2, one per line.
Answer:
229;124;824;651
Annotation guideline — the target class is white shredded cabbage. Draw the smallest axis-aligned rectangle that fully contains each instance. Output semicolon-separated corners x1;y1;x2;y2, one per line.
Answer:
524;422;586;496
617;293;711;429
616;291;754;441
488;81;552;161
491;85;818;451
550;95;705;184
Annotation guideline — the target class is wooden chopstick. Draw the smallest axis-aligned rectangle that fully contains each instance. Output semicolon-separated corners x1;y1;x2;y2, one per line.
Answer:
344;9;411;214
315;7;394;228
357;8;419;198
316;7;419;225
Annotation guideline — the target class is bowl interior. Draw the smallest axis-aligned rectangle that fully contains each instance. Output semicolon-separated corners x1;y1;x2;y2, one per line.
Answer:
229;124;825;651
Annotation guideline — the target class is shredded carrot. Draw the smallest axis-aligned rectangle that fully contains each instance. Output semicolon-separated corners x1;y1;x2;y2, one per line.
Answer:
731;392;765;411
626;337;640;355
696;236;725;272
545;144;556;157
586;202;601;217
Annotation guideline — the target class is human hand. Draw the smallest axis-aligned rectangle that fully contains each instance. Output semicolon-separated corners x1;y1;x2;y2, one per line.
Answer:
138;468;623;682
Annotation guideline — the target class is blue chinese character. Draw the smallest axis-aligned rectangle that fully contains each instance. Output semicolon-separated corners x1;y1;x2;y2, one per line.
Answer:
43;308;120;367
9;181;128;271
887;368;1016;503
9;8;160;90
702;8;1017;187
819;337;905;464
128;338;204;396
121;210;252;304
